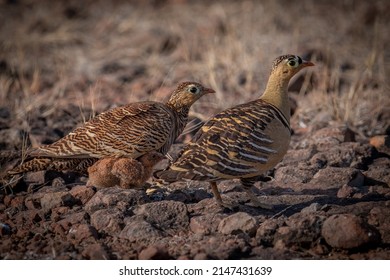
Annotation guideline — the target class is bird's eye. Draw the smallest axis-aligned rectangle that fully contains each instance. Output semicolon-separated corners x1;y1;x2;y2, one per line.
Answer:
288;60;296;67
189;86;200;94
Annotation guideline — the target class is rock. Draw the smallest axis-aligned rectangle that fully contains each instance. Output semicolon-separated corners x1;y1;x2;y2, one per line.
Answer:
165;190;191;203
26;210;43;223
68;224;98;243
56;211;89;232
309;167;364;191
368;185;390;197
279;146;317;165
309;143;372;169
190;213;226;235
90;208;125;235
337;185;360;198
309;126;355;151
24;195;42;210
10;196;25;210
321;214;380;249
274;214;325;249
301;203;322;213
274;164;317;186
139;245;170;260
84;187;149;214
193;253;208;260
3;195;13;207
82;244;109;260
256;219;281;246
119;216;163;241
368;206;390;244
364;157;390;187
134;201;189;232
69;185;96;204
217;212;258;237
192;189;212;202
40;191;76;210
200;236;248;259
187;197;230;215
51;206;70;222
25;170;65;185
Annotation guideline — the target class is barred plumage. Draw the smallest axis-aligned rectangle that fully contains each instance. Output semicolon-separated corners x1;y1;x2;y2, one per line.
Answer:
8;157;98;175
7;82;214;177
156;55;314;209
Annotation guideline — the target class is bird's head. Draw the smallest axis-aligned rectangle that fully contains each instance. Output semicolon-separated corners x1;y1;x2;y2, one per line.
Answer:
167;82;215;110
271;54;314;79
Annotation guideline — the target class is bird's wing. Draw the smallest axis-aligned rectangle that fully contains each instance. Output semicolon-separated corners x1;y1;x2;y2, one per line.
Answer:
31;102;174;159
159;100;279;181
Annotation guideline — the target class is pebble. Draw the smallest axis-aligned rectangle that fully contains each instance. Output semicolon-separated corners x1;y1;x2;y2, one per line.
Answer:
321;214;380;249
138;245;170;260
218;212;257;237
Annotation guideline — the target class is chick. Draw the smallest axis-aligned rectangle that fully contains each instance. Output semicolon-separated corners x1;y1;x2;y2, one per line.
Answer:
87;152;165;189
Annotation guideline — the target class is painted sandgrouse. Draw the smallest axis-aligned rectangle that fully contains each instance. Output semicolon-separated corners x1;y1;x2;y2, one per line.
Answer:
86;151;165;189
7;82;214;177
156;55;314;209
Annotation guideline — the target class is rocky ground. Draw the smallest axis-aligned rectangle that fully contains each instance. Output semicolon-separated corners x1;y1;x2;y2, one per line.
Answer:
0;0;389;259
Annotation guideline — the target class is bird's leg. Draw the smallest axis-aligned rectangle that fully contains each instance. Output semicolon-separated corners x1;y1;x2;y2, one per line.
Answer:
241;178;273;210
210;182;237;210
210;182;223;204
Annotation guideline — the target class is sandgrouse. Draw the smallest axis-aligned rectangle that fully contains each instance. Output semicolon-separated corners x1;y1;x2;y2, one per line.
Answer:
7;82;214;177
86;151;165;189
156;55;314;209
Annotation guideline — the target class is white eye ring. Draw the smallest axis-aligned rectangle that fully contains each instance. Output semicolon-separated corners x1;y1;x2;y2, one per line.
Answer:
188;86;200;94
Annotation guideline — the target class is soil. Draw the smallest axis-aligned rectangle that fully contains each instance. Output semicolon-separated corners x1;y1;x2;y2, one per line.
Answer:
0;0;389;259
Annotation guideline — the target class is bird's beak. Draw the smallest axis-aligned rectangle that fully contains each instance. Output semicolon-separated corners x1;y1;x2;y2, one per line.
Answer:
204;87;216;94
302;60;315;67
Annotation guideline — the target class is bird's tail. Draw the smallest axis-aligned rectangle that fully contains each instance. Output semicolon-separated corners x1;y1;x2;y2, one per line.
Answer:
7;158;53;175
7;157;98;176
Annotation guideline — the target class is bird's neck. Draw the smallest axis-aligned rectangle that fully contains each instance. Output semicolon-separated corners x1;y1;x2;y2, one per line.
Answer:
260;74;291;121
174;107;190;137
158;104;189;155
167;103;190;137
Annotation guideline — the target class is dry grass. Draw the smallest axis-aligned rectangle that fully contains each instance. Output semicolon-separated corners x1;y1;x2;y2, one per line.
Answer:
0;0;389;150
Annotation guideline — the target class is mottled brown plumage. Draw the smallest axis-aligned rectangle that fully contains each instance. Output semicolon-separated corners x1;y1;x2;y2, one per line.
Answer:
8;82;214;176
86;152;165;189
156;55;314;209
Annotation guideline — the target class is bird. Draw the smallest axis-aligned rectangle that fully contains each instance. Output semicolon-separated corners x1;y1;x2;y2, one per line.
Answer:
7;81;214;177
155;55;314;209
86;151;165;189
